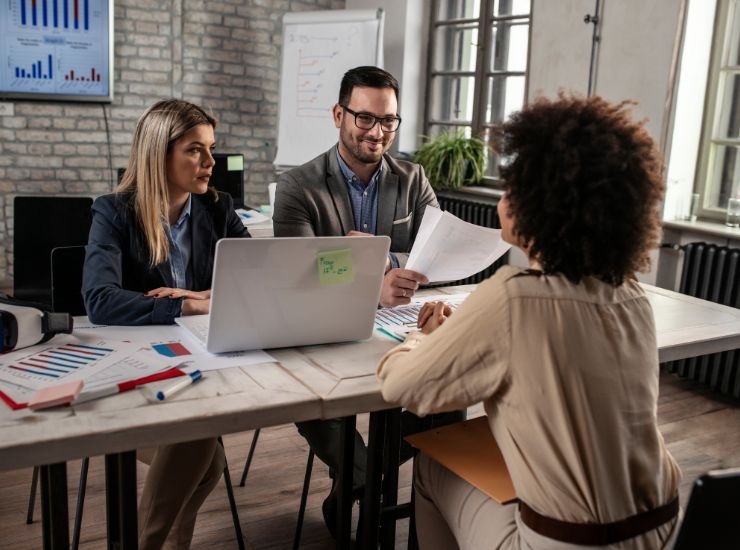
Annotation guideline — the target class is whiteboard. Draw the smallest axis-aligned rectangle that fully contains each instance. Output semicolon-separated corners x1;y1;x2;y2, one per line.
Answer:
273;9;384;167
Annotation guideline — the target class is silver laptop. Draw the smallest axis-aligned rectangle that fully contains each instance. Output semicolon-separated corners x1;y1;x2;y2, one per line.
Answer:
176;236;390;353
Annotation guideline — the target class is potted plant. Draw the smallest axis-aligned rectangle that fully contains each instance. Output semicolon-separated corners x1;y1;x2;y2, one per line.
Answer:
414;130;488;190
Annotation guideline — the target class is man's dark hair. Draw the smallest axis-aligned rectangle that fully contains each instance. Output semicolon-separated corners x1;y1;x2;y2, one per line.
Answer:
497;95;664;286
338;66;399;106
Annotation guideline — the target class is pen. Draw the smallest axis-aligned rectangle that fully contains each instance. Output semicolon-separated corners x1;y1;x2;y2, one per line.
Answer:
156;370;203;401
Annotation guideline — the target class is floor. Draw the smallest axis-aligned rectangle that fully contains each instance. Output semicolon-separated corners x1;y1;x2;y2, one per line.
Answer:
0;370;739;549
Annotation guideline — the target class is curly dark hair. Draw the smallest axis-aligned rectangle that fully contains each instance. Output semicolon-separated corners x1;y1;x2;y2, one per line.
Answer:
497;95;664;286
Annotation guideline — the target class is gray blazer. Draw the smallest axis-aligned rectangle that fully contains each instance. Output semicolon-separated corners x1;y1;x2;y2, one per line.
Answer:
273;145;438;267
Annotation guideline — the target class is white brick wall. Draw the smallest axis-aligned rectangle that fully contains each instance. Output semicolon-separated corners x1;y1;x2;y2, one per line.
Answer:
0;0;345;289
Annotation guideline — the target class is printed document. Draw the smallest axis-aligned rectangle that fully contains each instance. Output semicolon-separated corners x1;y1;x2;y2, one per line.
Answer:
406;207;511;282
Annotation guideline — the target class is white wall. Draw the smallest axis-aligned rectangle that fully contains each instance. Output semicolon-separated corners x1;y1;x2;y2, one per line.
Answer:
529;0;683;149
528;0;686;283
345;0;429;154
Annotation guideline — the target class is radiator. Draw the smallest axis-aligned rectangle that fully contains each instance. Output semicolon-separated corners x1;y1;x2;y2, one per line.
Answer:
434;192;508;286
664;242;740;399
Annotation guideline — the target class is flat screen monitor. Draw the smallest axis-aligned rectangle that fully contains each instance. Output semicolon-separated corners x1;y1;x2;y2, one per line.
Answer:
212;153;244;209
0;0;114;102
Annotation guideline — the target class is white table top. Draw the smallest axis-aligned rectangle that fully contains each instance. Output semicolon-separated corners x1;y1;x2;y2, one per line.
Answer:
1;282;738;471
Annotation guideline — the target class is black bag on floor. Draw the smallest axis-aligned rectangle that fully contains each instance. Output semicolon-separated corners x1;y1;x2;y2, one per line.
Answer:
0;293;73;352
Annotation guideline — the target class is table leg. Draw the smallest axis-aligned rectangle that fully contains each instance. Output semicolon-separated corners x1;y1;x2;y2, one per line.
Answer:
40;462;69;549
105;451;138;549
336;415;356;548
360;409;389;549
380;408;402;549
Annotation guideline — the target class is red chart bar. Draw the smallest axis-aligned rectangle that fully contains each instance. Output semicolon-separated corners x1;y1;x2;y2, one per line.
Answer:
73;0;78;28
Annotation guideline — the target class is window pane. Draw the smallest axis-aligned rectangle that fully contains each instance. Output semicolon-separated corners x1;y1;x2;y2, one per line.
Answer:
724;0;740;66
436;0;481;20
485;75;526;124
433;24;479;72
427;124;473;139
706;144;740;208
430;75;476;123
490;22;529;72
492;0;531;17
714;72;740;139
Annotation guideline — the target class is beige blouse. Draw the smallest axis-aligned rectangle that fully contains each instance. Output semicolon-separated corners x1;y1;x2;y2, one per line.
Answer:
377;266;681;537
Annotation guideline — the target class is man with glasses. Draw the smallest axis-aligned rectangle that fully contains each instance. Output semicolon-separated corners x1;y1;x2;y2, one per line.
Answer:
273;66;442;538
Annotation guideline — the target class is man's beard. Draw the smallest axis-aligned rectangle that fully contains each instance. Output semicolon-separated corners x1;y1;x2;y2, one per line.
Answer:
340;128;389;164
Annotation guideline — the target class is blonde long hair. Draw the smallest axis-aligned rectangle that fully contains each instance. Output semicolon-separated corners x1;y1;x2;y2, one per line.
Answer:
118;99;217;266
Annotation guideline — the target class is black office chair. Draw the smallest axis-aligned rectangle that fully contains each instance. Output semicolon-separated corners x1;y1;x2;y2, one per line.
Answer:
26;246;247;549
674;467;740;549
13;196;93;306
239;428;316;549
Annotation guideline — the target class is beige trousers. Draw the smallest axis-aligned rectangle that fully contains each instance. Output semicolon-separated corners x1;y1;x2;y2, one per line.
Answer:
137;437;225;550
413;454;680;550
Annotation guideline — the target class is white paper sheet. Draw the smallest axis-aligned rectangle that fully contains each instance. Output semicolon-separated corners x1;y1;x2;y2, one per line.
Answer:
236;208;271;226
73;321;277;373
406;207;511;283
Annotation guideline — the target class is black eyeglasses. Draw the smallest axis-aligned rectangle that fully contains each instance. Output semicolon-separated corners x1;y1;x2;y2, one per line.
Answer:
341;105;402;133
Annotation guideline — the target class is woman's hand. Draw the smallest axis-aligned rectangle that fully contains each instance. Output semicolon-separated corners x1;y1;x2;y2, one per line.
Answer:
145;288;211;300
145;288;211;316
417;301;453;334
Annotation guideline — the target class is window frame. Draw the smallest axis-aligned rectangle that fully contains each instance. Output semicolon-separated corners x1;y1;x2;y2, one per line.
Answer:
423;0;532;187
695;0;740;220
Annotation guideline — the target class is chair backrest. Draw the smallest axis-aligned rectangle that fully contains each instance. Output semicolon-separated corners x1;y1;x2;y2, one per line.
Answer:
674;467;740;549
13;196;93;306
50;246;87;316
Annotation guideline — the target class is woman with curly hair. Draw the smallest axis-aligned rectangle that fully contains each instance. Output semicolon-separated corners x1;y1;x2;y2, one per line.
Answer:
377;95;681;549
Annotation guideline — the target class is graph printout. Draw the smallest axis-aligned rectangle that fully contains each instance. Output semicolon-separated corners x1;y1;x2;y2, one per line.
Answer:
0;0;111;98
0;334;175;399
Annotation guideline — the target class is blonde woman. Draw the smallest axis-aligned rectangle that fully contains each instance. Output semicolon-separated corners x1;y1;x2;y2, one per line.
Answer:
83;99;249;548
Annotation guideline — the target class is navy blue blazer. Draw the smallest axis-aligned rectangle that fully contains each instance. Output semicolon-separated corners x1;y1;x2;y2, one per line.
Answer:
83;190;249;325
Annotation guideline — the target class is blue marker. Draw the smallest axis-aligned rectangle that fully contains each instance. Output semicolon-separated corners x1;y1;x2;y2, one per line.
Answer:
156;370;203;401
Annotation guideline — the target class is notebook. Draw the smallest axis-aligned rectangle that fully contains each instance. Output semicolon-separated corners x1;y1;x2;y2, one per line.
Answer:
405;416;517;504
176;236;390;353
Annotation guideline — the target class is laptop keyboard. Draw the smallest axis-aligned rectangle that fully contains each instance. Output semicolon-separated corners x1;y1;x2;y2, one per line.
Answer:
183;316;209;344
375;294;468;328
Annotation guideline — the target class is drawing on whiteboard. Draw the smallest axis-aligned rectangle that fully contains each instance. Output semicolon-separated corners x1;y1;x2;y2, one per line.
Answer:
295;37;341;118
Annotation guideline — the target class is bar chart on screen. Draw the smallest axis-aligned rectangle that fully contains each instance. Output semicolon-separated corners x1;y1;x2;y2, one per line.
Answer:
0;0;111;98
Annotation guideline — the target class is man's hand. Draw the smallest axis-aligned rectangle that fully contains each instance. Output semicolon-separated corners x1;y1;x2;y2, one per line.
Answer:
417;301;453;334
379;269;428;307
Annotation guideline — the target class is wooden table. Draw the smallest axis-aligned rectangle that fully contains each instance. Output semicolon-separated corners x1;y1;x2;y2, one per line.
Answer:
1;283;739;549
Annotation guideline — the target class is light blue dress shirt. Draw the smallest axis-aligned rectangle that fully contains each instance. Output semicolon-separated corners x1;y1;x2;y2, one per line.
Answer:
336;150;399;269
164;194;192;289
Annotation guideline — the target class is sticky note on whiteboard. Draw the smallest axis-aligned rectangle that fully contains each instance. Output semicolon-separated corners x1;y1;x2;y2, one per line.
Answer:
317;249;354;286
227;155;244;171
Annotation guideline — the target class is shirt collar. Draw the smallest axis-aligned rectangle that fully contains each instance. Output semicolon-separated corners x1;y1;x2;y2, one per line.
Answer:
170;194;192;229
335;147;383;187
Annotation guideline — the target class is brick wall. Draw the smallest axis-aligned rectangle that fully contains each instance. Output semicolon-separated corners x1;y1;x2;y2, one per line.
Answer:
0;0;344;289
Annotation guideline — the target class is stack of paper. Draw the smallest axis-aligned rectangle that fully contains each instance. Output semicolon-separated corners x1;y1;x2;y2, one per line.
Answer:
406;206;511;283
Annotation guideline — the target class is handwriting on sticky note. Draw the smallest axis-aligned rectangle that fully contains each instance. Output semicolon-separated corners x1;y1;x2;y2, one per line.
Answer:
227;155;244;171
317;248;354;285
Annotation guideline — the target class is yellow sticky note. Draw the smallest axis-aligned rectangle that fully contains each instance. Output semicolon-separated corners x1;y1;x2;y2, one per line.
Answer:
317;249;354;286
227;155;244;171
